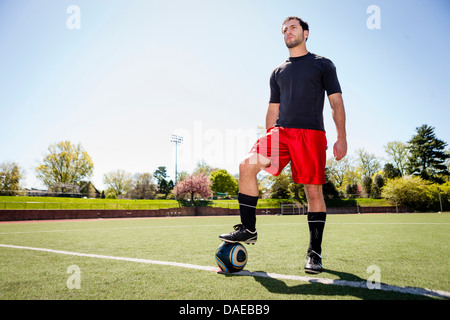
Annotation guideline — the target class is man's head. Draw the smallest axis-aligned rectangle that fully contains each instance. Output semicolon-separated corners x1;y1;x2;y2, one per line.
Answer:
282;16;309;48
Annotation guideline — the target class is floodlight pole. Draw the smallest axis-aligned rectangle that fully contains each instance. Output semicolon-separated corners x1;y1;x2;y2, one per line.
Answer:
170;134;183;186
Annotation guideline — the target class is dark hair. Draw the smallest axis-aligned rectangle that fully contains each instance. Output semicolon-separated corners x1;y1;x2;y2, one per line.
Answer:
282;16;309;40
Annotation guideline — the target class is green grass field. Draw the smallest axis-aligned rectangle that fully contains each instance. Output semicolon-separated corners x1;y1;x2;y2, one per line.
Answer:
0;213;449;301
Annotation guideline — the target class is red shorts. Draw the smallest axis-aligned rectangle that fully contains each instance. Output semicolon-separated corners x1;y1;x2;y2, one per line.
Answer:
250;127;327;185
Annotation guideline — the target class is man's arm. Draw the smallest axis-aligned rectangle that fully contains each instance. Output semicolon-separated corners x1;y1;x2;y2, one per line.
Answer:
328;93;347;161
266;103;280;130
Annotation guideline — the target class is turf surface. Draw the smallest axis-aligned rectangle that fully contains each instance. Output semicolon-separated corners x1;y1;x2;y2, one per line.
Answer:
0;213;448;300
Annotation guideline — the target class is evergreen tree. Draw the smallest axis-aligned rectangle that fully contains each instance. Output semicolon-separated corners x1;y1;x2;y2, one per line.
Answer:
361;176;372;198
407;124;450;183
383;163;401;180
372;174;385;198
345;183;359;198
159;179;174;196
153;166;168;185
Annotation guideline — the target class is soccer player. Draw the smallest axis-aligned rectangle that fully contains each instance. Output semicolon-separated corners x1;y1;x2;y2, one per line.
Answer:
219;16;347;274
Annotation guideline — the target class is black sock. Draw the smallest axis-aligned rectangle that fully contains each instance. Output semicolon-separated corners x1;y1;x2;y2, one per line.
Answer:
238;193;258;232
307;212;326;255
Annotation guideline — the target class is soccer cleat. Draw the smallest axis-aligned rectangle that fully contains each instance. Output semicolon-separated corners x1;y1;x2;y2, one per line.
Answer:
304;250;323;274
219;224;257;245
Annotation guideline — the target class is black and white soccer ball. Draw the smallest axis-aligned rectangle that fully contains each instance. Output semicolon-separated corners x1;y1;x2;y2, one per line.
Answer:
215;242;247;273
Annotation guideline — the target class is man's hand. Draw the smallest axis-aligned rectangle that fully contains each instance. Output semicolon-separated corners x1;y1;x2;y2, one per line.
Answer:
333;138;347;161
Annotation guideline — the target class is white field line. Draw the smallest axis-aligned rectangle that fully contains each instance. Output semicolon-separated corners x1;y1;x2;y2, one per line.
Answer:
0;243;216;272
0;221;448;235
0;243;449;299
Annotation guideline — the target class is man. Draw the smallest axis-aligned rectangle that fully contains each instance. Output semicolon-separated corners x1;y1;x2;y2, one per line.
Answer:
219;16;347;274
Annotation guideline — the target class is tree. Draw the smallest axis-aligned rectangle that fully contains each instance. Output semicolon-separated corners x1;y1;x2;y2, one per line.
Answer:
210;169;238;195
445;148;450;182
153;166;174;196
289;182;306;204
36;141;94;188
173;174;212;203
361;176;372;198
323;180;340;199
0;162;23;195
407;124;450;183
153;166;168;185
257;172;273;198
176;170;189;183
384;141;409;176
356;148;381;178
192;160;219;177
158;178;174;197
127;173;157;199
282;164;306;203
326;156;353;189
372;174;385;198
103;169;133;198
383;163;401;180
345;183;359;198
269;172;292;199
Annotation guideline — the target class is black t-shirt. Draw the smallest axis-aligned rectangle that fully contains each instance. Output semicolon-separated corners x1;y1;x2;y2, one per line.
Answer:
269;52;342;131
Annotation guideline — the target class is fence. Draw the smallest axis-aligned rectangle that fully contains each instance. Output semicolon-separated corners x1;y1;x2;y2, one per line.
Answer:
280;203;307;215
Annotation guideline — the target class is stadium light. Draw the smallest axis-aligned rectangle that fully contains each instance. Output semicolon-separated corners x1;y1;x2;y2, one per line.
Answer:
170;134;183;186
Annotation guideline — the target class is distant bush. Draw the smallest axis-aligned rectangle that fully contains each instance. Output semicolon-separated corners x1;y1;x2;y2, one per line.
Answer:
177;199;212;207
372;174;385;198
345;183;359;198
382;176;449;212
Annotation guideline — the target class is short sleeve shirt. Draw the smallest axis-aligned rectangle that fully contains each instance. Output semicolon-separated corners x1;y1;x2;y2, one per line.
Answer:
269;52;342;131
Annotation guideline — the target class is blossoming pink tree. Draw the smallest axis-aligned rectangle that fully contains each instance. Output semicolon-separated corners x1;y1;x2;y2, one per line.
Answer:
173;174;212;202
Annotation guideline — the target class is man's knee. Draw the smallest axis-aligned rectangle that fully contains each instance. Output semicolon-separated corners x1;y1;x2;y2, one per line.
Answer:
304;185;325;201
304;184;326;212
239;153;271;176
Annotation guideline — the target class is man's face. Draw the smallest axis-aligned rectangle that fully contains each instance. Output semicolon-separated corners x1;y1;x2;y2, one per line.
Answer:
282;19;308;48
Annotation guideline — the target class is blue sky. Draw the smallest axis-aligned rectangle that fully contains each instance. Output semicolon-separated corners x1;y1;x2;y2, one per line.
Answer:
1;0;449;190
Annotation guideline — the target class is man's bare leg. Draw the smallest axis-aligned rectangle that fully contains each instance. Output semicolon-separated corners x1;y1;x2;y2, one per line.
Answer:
304;184;326;273
304;184;326;212
219;153;271;244
238;153;272;196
